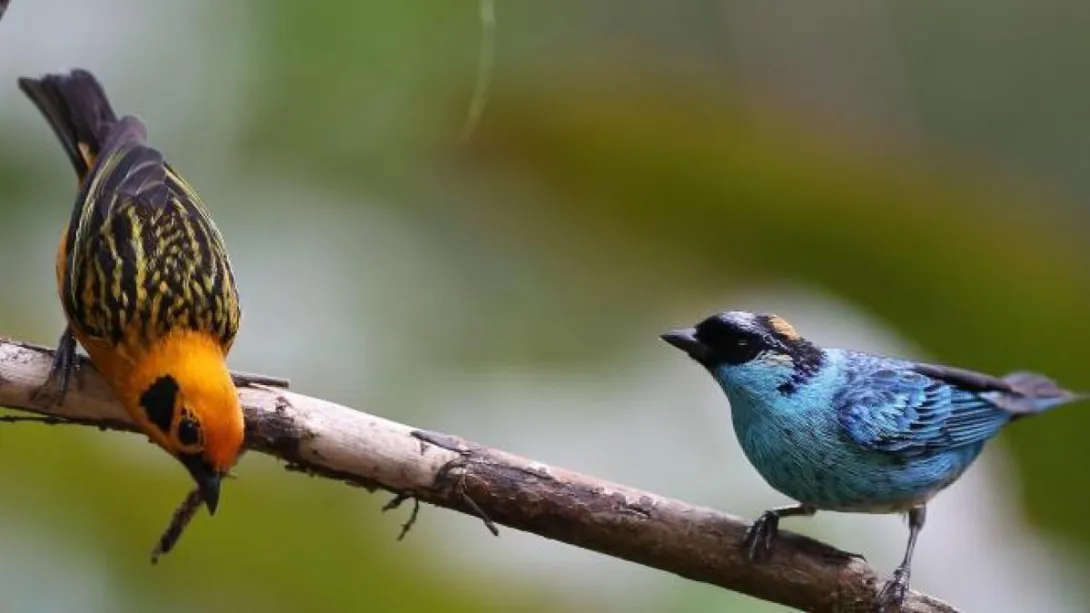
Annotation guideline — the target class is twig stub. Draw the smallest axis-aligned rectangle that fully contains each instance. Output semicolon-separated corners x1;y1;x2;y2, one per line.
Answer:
151;488;203;564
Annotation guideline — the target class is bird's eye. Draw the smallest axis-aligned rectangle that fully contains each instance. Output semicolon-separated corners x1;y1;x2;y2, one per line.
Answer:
177;416;201;447
695;319;764;365
717;338;761;365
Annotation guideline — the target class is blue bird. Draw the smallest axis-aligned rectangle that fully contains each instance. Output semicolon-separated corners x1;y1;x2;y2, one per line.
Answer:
661;311;1082;611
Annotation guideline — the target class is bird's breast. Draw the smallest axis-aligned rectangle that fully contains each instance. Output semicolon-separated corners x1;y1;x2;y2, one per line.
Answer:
727;392;980;512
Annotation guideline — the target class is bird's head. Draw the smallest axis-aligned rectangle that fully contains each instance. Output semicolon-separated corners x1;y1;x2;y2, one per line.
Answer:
660;311;823;394
128;332;245;515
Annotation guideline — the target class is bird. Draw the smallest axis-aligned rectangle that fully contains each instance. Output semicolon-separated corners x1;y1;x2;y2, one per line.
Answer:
660;310;1082;611
19;69;244;515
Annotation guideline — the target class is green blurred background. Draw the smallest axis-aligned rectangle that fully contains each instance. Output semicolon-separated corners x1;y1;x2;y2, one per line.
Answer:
2;1;1090;612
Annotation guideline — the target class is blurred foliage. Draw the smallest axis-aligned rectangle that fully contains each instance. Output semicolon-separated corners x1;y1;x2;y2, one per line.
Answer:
2;1;1090;612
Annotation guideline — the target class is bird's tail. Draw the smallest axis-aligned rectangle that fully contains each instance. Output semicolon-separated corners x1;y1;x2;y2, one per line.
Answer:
18;69;119;179
998;371;1085;414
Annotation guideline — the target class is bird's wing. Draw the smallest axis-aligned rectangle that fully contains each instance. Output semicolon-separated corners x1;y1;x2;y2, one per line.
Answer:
65;121;240;347
834;360;1014;456
64;118;162;281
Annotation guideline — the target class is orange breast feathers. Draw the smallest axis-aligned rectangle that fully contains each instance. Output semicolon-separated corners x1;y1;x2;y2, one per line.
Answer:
81;328;245;475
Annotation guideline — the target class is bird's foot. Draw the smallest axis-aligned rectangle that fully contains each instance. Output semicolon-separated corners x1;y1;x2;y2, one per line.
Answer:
30;331;79;408
742;511;780;562
30;369;70;409
876;566;910;612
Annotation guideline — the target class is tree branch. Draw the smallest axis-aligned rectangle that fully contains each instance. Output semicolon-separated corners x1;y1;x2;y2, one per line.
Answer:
0;338;957;613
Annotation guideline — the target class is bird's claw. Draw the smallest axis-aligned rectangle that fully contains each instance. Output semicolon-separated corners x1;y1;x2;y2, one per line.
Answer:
742;511;779;562
30;373;67;408
876;566;910;612
31;334;79;408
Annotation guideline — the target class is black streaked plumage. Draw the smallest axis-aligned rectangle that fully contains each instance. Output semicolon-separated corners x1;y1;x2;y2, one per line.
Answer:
19;70;240;354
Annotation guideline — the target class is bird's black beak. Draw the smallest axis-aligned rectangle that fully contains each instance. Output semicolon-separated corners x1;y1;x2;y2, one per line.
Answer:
660;327;713;366
180;453;223;515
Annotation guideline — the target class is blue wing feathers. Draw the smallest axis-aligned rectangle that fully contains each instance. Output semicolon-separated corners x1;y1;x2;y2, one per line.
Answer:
833;354;1051;456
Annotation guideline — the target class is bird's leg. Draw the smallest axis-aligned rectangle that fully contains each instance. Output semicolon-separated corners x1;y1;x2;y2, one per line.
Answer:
742;503;816;562
877;505;926;612
30;327;79;408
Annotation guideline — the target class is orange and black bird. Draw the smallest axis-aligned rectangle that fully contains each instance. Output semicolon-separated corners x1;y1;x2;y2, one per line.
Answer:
19;69;243;514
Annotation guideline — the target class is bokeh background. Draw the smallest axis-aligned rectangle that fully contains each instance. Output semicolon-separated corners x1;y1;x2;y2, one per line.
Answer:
2;1;1090;612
